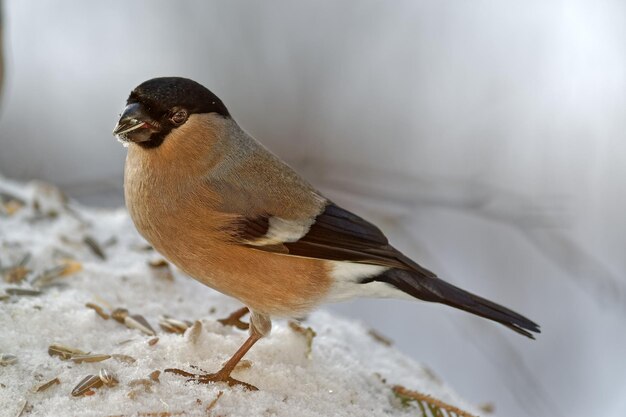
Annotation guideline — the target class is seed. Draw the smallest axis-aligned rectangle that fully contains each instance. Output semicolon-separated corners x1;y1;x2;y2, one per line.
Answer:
31;265;65;287
148;259;168;268
111;354;136;364
71;354;111;364
234;359;252;371
111;308;129;323
35;377;60;392
3;266;30;284
83;236;106;260
147;337;159;346
99;368;119;386
148;370;161;383
0;293;9;302
71;374;104;397
48;344;86;360
5;287;41;296
0;353;17;366
289;321;317;359
159;317;189;334
125;314;156;336
59;259;82;276
368;329;393;346
86;302;110;320
148;259;174;281
185;320;203;345
128;378;153;392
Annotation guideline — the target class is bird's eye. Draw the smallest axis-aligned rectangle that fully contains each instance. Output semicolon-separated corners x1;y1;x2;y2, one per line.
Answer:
170;109;188;126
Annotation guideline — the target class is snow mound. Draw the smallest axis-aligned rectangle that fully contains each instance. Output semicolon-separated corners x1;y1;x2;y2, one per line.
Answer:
0;176;478;417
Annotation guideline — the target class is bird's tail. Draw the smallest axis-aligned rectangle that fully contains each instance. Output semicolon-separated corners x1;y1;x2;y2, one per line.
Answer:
380;269;540;338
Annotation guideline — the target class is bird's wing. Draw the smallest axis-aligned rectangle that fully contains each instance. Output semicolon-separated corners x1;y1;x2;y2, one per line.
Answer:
230;200;436;276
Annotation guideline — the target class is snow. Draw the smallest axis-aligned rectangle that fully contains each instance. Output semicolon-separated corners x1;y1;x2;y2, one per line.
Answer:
0;176;478;417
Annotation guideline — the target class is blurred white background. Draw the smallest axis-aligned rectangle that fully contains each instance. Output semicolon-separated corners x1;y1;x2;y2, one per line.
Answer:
1;1;625;416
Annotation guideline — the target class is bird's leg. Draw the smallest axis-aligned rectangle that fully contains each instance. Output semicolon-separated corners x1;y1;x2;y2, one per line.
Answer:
166;311;271;390
217;306;250;330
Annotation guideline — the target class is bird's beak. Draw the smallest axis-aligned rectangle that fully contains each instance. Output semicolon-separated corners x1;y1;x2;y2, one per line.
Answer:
113;103;155;143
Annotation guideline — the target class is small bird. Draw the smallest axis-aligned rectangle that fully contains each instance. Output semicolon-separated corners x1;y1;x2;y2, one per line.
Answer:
113;77;539;389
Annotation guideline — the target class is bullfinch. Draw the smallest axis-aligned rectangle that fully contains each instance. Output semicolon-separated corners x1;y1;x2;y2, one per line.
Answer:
113;77;539;389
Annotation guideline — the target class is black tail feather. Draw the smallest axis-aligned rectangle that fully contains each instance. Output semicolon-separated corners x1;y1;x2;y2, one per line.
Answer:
378;269;540;339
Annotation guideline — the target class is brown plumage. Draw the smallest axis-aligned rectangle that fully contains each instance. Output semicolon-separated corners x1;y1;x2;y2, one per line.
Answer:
114;77;539;389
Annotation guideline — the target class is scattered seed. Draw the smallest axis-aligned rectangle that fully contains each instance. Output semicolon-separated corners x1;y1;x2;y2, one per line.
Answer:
0;353;17;366
84;236;106;260
148;259;174;281
3;266;30;284
86;302;110;320
111;354;136;364
185;320;202;345
289;321;317;359
60;259;83;276
148;370;161;383
99;368;119;386
5;287;41;296
125;314;156;336
0;293;9;302
71;374;104;397
368;329;393;346
71;354;111;364
35;377;60;392
13;399;28;417
234;359;252;371
159;317;189;334
128;378;153;392
31;265;66;287
48;344;87;360
147;337;159;346
112;308;129;323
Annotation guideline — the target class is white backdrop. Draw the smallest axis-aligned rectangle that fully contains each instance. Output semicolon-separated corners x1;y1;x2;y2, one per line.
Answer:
1;1;625;416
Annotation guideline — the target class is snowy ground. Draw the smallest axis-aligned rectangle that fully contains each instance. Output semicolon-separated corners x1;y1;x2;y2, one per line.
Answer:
0;176;479;417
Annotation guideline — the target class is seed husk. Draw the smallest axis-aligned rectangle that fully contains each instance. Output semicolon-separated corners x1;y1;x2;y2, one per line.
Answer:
5;287;41;296
71;374;104;397
185;320;203;345
128;378;153;392
48;344;87;360
35;377;60;392
3;266;30;284
111;354;136;364
148;370;161;383
368;329;393;346
148;258;174;281
99;368;119;386
31;265;66;287
159;317;189;334
125;314;156;336
289;321;317;359
0;353;17;366
71;354;111;364
83;236;106;260
86;302;110;320
111;308;129;323
59;259;82;276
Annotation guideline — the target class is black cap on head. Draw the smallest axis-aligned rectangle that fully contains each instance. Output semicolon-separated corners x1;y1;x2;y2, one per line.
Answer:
113;77;230;149
128;77;230;119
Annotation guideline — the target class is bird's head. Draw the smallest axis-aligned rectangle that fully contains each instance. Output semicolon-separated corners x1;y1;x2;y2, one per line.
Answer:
113;77;230;148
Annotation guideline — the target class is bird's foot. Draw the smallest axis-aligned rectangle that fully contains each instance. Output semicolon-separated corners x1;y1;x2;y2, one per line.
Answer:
164;367;258;391
217;307;250;330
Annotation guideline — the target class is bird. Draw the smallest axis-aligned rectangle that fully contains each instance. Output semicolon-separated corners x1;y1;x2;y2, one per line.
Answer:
113;76;540;389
